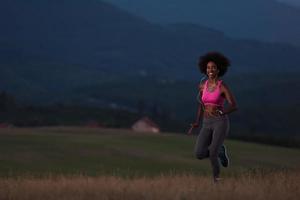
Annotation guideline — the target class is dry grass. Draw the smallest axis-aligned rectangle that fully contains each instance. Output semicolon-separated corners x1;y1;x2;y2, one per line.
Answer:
1;170;299;200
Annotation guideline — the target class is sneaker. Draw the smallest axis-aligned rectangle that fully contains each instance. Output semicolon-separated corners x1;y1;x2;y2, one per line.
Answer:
213;177;223;184
218;144;229;167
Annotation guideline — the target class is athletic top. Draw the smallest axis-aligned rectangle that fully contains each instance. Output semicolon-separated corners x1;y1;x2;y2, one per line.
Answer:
201;80;225;108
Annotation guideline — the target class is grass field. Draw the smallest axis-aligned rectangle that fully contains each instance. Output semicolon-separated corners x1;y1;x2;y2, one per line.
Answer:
0;127;300;199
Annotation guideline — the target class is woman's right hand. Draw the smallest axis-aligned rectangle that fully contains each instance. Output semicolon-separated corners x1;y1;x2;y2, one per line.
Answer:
190;122;199;128
187;122;200;135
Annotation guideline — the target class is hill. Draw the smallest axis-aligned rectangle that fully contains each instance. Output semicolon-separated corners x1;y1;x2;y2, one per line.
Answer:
105;0;300;46
1;0;300;101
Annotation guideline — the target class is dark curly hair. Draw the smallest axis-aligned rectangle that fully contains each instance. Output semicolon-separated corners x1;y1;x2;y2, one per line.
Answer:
198;52;231;77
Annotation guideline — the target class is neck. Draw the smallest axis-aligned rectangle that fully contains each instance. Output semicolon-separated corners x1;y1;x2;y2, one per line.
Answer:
208;77;219;84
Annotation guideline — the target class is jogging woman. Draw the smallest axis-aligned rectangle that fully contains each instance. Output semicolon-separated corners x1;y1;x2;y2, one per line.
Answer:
189;52;238;183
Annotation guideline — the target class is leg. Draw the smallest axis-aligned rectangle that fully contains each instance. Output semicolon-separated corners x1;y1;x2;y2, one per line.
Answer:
194;125;212;159
209;118;229;179
219;144;229;167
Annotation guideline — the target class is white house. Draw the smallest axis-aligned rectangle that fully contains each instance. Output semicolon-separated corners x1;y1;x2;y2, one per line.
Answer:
131;117;160;133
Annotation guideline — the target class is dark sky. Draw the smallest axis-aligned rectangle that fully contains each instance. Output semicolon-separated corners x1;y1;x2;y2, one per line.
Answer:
277;0;300;7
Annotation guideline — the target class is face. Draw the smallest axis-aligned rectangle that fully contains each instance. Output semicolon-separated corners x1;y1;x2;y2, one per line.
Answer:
206;61;219;79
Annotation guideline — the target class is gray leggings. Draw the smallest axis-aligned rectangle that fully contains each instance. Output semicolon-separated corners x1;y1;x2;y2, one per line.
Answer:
194;115;230;178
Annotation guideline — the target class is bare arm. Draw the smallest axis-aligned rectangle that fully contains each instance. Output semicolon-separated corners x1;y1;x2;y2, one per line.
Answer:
188;85;204;135
192;83;204;126
221;82;238;115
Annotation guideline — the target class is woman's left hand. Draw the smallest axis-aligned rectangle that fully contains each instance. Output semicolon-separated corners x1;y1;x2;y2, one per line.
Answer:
206;109;221;117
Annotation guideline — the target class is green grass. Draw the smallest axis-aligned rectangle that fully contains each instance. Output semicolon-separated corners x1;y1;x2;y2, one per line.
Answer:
0;127;299;178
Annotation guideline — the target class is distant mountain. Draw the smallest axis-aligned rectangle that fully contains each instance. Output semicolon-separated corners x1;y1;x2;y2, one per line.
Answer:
104;0;300;46
0;0;300;101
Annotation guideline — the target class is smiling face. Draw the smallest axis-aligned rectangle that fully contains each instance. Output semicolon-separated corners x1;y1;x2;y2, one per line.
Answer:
206;61;219;79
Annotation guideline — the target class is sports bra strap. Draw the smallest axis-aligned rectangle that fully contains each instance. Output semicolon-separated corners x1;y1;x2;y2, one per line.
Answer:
218;80;223;87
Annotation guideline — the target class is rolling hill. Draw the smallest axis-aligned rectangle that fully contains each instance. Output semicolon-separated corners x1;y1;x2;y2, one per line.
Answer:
104;0;300;46
1;0;300;99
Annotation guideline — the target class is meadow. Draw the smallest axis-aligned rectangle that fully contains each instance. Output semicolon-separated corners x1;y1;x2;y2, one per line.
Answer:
0;127;299;199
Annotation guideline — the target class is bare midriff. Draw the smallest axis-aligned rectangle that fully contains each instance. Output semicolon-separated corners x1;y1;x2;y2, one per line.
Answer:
203;105;223;118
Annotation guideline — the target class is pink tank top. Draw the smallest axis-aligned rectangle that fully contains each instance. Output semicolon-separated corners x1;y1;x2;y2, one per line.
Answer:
201;80;225;108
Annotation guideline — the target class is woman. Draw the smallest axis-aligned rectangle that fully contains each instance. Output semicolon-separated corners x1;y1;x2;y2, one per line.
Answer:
189;52;238;183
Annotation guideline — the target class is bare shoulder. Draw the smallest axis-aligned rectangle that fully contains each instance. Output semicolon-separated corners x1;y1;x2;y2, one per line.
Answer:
220;80;231;92
198;82;205;91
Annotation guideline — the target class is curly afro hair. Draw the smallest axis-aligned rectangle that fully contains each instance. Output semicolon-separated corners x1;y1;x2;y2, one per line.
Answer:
198;52;231;77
